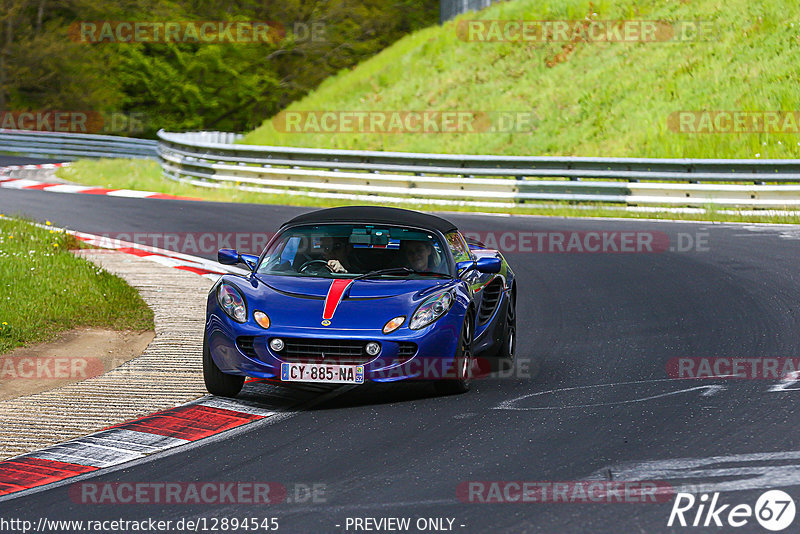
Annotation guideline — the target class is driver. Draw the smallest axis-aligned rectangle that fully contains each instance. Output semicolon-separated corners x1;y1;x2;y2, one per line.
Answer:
401;240;434;271
321;236;351;273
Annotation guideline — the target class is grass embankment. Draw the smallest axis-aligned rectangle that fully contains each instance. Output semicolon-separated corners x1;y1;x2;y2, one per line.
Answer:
243;0;800;158
0;217;153;354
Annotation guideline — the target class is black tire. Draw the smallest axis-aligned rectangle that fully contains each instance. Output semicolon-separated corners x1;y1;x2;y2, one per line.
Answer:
435;314;474;395
203;335;244;397
497;292;516;365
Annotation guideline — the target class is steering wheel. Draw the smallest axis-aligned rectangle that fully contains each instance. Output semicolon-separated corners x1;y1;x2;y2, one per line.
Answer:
298;259;335;273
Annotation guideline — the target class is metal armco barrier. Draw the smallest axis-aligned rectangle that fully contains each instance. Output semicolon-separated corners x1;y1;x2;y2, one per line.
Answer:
0;129;157;159
4;128;800;208
157;130;800;208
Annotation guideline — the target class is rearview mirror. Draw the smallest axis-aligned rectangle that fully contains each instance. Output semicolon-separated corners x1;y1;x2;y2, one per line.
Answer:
349;228;390;247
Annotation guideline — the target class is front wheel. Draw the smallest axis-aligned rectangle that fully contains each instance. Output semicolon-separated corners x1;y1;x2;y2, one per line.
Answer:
435;314;474;395
203;335;244;397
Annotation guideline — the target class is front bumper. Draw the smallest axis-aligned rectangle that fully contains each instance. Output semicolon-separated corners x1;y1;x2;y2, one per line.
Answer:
206;310;463;383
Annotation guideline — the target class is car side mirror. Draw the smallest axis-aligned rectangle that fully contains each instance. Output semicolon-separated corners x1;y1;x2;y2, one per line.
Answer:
218;249;239;265
476;257;502;274
218;249;258;271
240;254;259;271
456;260;475;277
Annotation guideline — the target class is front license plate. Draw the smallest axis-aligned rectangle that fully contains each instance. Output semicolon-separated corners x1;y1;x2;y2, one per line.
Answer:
280;362;365;384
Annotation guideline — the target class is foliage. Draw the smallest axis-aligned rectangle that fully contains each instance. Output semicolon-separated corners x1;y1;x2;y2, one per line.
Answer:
0;0;438;136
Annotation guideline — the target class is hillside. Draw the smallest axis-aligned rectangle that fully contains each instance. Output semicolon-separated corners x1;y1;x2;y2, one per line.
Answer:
242;0;800;159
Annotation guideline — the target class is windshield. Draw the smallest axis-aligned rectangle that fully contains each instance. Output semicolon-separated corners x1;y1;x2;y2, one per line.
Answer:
256;224;451;279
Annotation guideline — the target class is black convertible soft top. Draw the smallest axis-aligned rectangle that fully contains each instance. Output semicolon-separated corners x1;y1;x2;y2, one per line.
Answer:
282;206;458;234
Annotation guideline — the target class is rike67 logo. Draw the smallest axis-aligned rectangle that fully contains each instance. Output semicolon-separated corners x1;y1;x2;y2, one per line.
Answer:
668;490;796;531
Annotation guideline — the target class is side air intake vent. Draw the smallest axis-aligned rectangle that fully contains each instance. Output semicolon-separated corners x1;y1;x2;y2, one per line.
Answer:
236;336;258;358
478;281;503;325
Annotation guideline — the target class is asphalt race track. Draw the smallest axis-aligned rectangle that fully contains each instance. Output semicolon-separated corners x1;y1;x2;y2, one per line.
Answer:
2;174;800;532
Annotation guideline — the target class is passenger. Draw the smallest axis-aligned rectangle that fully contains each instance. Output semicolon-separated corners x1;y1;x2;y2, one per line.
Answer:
401;240;435;271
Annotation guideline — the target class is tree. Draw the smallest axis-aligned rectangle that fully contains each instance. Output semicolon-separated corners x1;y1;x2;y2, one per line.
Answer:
0;0;439;135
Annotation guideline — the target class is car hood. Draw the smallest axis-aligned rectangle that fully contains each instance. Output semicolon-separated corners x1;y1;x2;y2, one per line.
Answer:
242;274;456;331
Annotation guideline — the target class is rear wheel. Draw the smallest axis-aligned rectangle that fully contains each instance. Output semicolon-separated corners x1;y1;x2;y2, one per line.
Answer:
203;335;244;397
435;314;474;395
497;292;516;365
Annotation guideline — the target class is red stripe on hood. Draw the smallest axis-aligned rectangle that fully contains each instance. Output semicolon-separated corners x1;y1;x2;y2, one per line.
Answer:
323;279;353;320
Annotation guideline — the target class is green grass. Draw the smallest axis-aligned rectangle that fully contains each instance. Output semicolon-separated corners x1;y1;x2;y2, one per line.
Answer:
0;217;154;355
56;159;800;224
242;0;800;160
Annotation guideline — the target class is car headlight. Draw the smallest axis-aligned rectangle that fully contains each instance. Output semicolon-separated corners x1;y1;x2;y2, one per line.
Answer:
217;282;247;323
409;290;454;330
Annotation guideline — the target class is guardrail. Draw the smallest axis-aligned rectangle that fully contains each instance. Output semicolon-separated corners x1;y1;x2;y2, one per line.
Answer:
157;130;800;208
4;128;800;208
0;130;157;160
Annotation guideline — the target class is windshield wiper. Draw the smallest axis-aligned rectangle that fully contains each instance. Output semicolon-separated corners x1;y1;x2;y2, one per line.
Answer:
351;267;450;281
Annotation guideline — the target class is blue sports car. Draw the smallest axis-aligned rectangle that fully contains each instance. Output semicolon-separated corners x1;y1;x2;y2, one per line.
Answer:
203;206;517;396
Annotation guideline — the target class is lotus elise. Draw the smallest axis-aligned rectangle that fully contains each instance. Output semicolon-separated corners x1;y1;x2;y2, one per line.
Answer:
203;206;516;396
